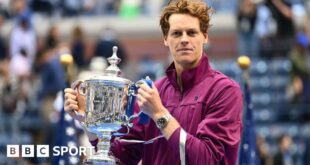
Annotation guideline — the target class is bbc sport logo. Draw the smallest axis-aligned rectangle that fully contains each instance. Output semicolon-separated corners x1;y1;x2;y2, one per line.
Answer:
7;145;95;157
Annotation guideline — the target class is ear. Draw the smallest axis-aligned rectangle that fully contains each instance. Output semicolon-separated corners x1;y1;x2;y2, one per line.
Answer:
164;37;168;46
203;33;208;44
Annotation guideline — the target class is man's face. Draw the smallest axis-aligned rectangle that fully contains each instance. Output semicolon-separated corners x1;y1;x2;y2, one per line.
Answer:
164;14;208;69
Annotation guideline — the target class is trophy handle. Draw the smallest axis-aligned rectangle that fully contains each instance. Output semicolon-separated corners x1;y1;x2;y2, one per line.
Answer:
70;80;86;114
125;77;152;125
71;80;86;96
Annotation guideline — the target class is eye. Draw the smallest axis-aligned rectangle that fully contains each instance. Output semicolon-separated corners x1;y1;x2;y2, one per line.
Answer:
187;30;197;36
171;31;181;37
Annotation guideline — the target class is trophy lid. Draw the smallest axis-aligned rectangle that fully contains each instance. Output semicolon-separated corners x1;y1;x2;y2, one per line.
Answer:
105;46;122;77
85;46;131;85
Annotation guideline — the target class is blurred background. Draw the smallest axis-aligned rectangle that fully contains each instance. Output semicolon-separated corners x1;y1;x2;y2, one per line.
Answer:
0;0;310;164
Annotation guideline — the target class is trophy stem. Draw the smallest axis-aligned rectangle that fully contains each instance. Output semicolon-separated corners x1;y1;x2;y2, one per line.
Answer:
84;130;118;165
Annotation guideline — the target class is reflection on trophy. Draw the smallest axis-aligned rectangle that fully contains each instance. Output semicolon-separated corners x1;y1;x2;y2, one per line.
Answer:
72;46;151;164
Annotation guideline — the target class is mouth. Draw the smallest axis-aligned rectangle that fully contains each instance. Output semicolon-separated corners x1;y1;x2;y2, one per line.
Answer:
177;48;193;52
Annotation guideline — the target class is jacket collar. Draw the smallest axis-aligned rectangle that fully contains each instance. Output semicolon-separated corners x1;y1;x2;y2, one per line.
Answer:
165;53;212;92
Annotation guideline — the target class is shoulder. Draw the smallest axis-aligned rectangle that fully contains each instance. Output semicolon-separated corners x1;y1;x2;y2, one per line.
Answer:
208;69;241;92
202;70;243;106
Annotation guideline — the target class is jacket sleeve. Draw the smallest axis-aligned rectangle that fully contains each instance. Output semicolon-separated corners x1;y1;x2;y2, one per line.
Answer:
167;85;243;165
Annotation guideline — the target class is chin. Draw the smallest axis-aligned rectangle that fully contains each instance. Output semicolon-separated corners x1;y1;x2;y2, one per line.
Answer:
176;59;196;66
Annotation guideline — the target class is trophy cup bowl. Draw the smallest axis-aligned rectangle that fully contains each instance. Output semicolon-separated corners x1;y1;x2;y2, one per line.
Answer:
72;46;150;164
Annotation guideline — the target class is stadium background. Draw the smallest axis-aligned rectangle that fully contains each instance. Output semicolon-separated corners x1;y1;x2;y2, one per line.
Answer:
0;0;310;164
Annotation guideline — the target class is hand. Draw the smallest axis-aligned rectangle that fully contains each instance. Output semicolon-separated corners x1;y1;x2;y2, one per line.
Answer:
64;88;98;141
64;88;86;122
136;84;167;120
121;86;128;111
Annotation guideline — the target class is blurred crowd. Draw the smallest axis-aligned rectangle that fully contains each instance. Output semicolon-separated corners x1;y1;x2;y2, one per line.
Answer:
0;0;239;19
0;0;168;19
236;1;310;165
0;0;310;164
0;1;168;164
237;0;310;106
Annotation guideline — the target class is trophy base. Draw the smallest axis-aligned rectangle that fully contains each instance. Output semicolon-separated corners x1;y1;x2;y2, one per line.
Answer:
84;154;117;165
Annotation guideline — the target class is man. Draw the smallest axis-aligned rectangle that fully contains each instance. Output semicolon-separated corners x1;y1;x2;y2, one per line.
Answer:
64;0;243;164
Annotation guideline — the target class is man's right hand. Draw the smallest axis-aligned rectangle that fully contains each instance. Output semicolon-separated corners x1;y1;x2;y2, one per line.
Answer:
64;88;86;122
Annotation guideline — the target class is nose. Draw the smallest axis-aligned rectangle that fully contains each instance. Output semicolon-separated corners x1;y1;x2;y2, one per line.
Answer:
180;33;189;45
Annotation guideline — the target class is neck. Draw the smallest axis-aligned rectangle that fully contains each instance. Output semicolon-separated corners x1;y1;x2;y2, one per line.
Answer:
173;54;203;91
175;65;184;92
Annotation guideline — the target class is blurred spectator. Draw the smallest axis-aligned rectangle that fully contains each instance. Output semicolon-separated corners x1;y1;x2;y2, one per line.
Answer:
61;0;83;17
102;0;120;15
45;25;60;50
9;48;32;112
269;0;294;36
0;54;9;91
0;81;18;114
9;47;31;79
303;137;310;165
37;25;65;105
257;135;273;165
9;14;37;68
37;47;65;100
291;2;307;32
35;44;66;153
11;0;28;16
287;32;310;105
237;0;258;57
71;25;87;69
0;14;7;60
264;0;304;57
255;0;277;58
94;27;127;69
82;0;97;15
273;134;297;165
82;0;120;16
0;0;10;18
30;0;55;16
0;60;17;114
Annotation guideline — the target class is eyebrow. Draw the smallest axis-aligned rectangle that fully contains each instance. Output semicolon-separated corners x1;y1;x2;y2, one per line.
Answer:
170;28;199;31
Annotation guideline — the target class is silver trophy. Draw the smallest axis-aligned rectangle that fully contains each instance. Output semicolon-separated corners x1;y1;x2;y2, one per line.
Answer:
72;46;151;164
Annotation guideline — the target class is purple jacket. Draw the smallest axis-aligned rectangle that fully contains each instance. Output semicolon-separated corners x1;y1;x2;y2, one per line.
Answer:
97;54;243;165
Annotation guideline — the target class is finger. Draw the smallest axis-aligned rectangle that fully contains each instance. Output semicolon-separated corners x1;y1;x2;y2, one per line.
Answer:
64;102;79;111
140;83;158;95
151;83;157;90
139;83;151;91
136;97;143;107
137;88;151;98
65;108;76;115
137;93;147;105
121;101;127;110
136;93;142;102
64;88;76;94
65;93;77;100
66;99;78;106
64;100;78;108
65;104;79;112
